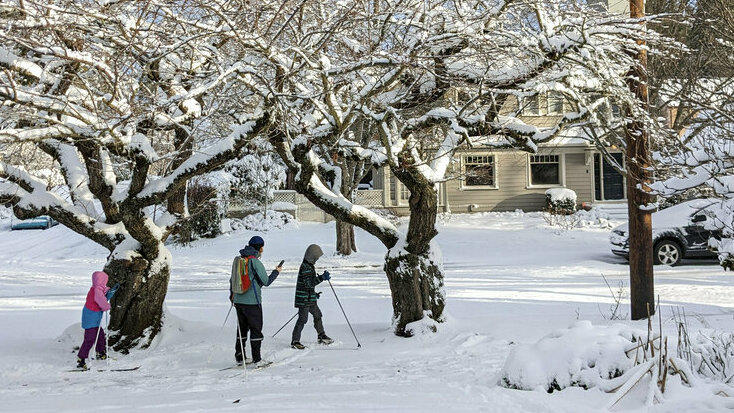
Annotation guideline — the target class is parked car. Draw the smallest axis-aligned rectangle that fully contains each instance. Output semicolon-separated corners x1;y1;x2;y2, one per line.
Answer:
610;199;720;266
10;216;59;230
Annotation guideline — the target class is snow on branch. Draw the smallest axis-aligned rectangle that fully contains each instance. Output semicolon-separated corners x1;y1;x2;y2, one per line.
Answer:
134;114;271;207
0;162;119;250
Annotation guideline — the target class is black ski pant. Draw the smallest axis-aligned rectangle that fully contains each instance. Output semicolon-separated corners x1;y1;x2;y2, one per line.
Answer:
234;303;263;362
291;303;325;343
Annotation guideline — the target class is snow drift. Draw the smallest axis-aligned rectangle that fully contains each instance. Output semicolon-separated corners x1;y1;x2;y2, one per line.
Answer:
499;321;643;392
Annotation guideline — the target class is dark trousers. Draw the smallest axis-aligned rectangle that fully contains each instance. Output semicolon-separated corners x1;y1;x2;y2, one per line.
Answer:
291;303;325;343
78;327;105;359
234;303;264;362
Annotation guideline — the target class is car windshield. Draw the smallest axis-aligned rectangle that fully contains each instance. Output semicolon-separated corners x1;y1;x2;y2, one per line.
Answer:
653;199;716;228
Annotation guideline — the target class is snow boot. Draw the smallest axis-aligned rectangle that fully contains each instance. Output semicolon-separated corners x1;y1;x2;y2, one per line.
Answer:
237;357;254;366
291;341;306;350
318;334;334;345
96;352;107;360
76;358;88;370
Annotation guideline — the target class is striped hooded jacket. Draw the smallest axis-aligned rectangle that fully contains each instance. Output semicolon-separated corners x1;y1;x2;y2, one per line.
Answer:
294;244;325;308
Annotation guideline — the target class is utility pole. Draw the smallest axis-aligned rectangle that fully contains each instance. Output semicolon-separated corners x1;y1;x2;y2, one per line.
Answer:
626;0;655;319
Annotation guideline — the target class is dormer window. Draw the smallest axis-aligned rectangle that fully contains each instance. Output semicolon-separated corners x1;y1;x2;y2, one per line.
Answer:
521;95;540;116
547;92;564;115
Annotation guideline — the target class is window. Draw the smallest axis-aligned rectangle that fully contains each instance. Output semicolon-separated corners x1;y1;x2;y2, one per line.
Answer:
611;103;622;118
463;155;496;188
521;95;540;116
547;92;564;115
529;154;562;186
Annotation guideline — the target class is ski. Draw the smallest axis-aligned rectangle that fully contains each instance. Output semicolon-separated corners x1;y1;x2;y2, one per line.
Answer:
219;361;273;371
67;366;141;372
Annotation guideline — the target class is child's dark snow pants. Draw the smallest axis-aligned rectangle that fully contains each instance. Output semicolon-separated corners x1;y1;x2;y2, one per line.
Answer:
291;303;325;343
78;327;106;359
234;303;263;362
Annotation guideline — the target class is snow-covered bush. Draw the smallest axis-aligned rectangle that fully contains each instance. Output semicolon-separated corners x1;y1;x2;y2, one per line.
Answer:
545;188;577;215
499;321;641;392
225;142;286;214
238;210;297;232
177;182;222;243
688;329;734;383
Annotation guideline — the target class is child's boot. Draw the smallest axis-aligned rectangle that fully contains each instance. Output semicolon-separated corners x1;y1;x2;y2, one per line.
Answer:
318;334;333;345
76;358;88;370
291;341;306;350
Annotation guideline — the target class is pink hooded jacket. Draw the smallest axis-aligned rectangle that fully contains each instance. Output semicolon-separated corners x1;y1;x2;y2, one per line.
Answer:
85;271;111;312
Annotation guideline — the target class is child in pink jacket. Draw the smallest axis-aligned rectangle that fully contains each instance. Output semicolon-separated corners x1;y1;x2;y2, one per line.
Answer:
76;271;118;370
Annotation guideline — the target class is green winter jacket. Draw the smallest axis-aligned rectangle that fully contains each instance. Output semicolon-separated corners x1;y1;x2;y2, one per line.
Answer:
294;260;324;308
230;246;279;305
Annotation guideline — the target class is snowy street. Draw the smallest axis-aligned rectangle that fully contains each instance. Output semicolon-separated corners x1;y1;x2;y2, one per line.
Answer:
1;212;732;412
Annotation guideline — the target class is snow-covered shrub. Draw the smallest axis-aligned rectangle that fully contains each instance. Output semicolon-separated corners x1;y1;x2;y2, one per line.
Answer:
545;188;577;215
689;329;734;383
239;210;297;232
225;141;286;214
499;321;642;392
177;182;222;243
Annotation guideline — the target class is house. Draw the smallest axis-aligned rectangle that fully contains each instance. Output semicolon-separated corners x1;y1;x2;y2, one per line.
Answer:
371;93;628;217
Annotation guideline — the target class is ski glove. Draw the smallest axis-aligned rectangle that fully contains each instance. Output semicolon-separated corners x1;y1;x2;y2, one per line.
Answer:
321;271;331;281
106;283;120;300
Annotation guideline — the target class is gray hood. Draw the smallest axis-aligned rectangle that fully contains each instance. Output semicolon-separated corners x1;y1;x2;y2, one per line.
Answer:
304;244;323;264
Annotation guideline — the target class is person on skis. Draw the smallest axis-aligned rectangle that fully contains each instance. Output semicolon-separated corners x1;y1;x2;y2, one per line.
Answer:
76;271;119;370
291;244;333;349
230;236;281;367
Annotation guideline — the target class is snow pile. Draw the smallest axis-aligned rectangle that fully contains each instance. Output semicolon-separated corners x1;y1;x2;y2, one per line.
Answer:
545;188;578;204
499;321;641;392
238;210;298;232
573;208;615;229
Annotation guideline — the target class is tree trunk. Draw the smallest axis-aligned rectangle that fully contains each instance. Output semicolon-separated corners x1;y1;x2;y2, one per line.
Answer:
336;221;357;255
383;178;445;336
104;249;170;353
627;0;655;320
169;126;192;241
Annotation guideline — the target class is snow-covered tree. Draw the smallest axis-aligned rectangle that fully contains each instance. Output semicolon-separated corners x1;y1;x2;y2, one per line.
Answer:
648;0;734;269
0;1;271;350
225;140;286;216
255;0;667;334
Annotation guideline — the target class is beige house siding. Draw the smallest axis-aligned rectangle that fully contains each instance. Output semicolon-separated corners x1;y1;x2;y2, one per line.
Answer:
377;147;596;215
446;148;592;213
564;152;594;204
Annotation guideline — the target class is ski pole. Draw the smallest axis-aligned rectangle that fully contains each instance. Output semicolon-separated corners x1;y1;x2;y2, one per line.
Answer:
272;312;298;338
236;319;247;379
327;279;361;348
221;303;234;330
91;313;105;364
206;303;235;366
105;311;110;367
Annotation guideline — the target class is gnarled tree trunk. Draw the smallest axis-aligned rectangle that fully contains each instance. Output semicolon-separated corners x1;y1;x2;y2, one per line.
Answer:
104;247;171;353
384;172;445;336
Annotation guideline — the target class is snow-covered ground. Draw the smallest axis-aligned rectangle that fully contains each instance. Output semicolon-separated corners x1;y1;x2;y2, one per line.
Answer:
1;212;732;412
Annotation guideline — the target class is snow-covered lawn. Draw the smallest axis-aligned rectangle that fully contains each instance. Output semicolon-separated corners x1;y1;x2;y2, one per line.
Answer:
1;212;732;412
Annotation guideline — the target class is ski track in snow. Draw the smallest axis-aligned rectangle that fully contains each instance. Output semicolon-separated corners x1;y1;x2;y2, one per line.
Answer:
0;214;733;412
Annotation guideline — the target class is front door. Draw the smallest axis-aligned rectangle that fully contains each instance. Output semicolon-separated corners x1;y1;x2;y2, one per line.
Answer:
594;153;625;201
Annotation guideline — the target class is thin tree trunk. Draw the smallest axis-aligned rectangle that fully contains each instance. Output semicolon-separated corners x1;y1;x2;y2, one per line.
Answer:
336;221;357;255
104;248;170;353
627;0;655;320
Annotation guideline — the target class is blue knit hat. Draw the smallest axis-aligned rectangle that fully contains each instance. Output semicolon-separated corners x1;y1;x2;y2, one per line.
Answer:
248;236;265;248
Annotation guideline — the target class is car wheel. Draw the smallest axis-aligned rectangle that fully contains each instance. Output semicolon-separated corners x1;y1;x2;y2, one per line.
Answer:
654;240;682;266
